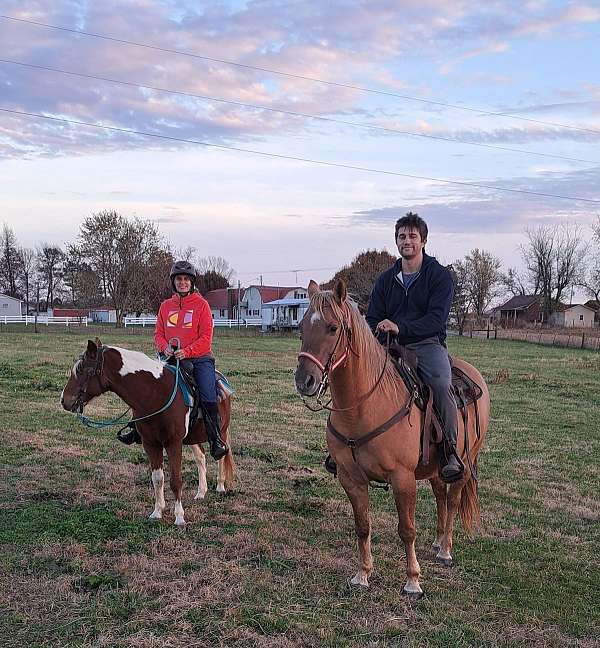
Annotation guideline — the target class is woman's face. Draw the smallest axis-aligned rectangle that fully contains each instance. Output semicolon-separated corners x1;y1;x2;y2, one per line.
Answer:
174;274;192;293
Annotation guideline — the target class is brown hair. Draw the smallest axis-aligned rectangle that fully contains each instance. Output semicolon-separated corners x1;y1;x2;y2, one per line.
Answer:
394;211;428;241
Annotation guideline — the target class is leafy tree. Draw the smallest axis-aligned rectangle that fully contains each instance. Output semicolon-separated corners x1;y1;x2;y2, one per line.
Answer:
324;249;396;311
19;247;36;313
74;210;168;326
464;248;502;318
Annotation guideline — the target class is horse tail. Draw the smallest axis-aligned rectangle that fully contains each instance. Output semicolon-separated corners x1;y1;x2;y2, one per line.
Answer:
222;426;236;490
459;463;480;536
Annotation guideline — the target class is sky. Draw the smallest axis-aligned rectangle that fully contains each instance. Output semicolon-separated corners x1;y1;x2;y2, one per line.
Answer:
1;0;599;290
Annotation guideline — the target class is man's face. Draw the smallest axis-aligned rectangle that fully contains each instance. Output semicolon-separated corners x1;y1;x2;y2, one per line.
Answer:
396;226;426;260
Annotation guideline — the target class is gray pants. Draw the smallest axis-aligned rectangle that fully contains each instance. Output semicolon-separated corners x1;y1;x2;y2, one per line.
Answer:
406;337;457;445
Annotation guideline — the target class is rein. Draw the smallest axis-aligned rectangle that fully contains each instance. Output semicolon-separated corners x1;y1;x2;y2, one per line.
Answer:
298;313;390;412
76;348;181;430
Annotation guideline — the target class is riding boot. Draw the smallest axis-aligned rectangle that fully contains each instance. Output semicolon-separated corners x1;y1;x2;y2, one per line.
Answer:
324;454;337;476
203;402;228;460
439;426;464;483
117;421;142;445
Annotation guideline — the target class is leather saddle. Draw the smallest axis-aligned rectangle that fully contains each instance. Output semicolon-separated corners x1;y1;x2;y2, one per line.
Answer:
388;342;483;466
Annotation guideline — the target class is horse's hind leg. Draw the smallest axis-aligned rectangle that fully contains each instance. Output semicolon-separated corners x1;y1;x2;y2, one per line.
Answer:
429;476;448;551
216;455;226;493
165;442;185;526
338;471;373;587
389;469;422;596
145;444;165;520
436;478;466;566
190;444;208;500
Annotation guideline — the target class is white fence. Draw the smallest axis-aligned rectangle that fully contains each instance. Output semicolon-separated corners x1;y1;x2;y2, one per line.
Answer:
124;316;263;328
0;315;88;326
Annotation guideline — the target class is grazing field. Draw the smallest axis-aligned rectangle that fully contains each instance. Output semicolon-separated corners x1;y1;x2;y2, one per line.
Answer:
0;328;598;647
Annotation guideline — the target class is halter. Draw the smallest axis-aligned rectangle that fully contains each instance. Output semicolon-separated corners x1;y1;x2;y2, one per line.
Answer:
297;303;388;412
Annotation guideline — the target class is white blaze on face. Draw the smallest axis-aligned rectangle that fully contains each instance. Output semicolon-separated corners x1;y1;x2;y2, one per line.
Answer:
310;312;321;326
111;346;165;379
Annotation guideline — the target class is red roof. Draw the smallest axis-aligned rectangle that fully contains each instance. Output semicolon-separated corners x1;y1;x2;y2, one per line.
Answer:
53;308;89;317
250;286;302;303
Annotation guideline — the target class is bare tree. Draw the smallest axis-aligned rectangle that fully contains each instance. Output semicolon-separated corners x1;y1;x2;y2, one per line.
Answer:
36;244;65;309
75;211;168;326
196;256;235;283
521;222;587;321
500;267;528;298
580;217;600;302
448;261;470;336
19;247;36;313
0;223;22;297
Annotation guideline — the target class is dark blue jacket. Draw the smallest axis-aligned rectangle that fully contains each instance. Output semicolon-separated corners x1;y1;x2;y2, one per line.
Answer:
366;252;453;346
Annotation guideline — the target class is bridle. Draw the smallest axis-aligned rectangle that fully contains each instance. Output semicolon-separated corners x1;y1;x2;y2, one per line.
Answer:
297;303;389;412
71;346;107;414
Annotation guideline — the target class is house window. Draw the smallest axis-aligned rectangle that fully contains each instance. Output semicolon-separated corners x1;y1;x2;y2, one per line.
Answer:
1;303;7;309
580;314;584;321
220;309;226;317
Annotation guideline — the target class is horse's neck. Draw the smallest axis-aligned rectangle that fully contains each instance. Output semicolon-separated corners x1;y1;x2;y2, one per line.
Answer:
329;342;406;423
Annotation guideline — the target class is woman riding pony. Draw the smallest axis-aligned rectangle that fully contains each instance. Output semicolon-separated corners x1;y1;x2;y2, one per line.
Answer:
118;260;228;460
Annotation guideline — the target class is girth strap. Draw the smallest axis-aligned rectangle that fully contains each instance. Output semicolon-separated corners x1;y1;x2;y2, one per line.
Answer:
326;393;415;462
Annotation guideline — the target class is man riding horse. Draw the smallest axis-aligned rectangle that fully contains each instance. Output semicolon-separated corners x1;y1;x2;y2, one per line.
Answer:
118;260;228;460
327;212;463;483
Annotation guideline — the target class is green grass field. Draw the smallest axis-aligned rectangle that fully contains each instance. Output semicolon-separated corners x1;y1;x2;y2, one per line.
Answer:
0;327;598;647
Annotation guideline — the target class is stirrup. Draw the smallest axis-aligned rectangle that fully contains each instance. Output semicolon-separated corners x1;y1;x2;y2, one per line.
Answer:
117;426;141;445
440;454;464;483
324;454;337;476
210;440;228;460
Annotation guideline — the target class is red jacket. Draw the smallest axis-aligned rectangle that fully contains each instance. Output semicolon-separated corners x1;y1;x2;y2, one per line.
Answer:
154;292;213;358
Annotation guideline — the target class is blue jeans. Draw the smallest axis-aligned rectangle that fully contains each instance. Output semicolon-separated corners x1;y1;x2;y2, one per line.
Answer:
406;337;457;443
189;356;218;404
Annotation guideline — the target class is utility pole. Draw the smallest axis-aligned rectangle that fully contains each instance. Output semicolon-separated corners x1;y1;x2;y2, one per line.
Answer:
260;274;263;286
237;280;241;330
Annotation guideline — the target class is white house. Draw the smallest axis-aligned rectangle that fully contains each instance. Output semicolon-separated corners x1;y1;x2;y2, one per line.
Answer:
261;296;310;330
550;304;596;328
240;285;306;320
0;293;25;317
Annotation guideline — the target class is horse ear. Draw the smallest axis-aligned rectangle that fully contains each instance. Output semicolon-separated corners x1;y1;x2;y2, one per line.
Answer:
308;280;320;297
333;279;347;304
87;339;98;358
94;337;102;348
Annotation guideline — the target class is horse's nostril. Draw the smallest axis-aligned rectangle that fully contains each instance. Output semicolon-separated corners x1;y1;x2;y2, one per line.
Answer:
305;375;315;391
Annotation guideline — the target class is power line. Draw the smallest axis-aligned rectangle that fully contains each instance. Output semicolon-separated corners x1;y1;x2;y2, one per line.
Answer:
237;267;338;275
3;107;599;204
2;13;600;136
1;58;595;166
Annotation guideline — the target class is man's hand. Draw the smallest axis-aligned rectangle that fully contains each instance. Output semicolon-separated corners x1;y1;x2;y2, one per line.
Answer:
376;319;399;335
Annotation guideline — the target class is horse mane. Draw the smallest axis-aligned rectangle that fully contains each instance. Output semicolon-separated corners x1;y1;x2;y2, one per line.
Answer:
310;290;406;397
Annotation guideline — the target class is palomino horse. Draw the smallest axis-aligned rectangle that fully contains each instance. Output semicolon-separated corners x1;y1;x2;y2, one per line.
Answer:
60;339;235;526
295;281;489;596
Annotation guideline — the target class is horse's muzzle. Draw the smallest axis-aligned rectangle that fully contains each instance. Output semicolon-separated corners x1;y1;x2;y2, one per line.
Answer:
295;365;320;397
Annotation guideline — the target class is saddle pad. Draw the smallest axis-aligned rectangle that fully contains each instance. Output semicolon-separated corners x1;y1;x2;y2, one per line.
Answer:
162;364;234;407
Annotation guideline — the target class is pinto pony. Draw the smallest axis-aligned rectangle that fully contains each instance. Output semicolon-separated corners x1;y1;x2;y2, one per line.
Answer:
295;281;489;597
61;339;235;526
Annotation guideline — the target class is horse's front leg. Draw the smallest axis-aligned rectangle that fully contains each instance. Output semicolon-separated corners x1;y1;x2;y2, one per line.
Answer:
389;469;422;597
190;444;208;500
338;469;373;587
145;443;165;520
165;442;185;526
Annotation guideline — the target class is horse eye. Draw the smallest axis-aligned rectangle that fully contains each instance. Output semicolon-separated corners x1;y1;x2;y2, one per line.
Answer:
328;323;338;334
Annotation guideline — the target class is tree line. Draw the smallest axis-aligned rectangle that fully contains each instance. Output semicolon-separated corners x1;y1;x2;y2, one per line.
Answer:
0;211;234;327
2;212;598;328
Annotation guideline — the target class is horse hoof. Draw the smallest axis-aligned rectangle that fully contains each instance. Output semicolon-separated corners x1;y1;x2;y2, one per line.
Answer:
148;511;162;520
216;485;226;494
403;588;424;601
432;541;441;551
194;491;207;500
349;573;369;588
174;519;187;528
436;555;453;567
